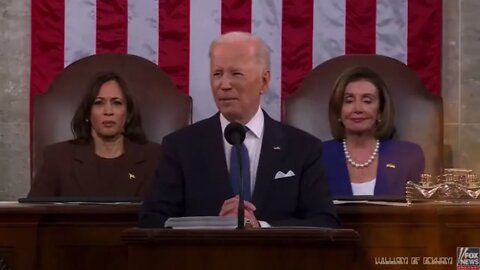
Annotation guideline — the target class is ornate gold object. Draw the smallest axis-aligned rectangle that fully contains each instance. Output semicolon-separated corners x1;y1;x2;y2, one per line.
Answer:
406;168;480;204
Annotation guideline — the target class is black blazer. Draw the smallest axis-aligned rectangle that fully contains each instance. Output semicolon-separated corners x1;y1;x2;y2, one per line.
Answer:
139;111;339;228
28;139;161;198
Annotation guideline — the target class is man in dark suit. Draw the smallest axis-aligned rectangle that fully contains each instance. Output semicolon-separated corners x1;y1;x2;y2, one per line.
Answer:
139;32;339;228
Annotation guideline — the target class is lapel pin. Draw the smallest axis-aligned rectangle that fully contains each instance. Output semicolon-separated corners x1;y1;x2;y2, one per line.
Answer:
129;173;136;180
273;146;281;150
386;164;396;169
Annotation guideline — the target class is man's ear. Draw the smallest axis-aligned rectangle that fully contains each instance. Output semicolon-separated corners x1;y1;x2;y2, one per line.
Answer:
260;69;271;94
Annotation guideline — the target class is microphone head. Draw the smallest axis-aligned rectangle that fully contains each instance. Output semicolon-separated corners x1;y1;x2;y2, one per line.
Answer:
224;122;246;146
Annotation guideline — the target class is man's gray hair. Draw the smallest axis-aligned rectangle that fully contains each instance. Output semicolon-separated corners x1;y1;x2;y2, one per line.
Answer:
209;31;271;70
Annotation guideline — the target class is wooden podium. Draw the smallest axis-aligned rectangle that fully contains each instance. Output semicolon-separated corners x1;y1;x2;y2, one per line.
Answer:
2;203;480;270
122;228;360;270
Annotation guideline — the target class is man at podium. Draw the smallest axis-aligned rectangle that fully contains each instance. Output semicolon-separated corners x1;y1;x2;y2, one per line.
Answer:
139;32;339;228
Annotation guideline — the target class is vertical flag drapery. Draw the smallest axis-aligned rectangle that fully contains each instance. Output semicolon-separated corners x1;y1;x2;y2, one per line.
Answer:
31;0;441;122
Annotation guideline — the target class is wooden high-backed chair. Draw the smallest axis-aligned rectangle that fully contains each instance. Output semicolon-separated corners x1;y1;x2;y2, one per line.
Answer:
32;54;192;178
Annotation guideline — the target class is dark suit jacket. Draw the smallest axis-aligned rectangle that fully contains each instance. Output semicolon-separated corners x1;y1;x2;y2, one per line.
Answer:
28;139;161;198
139;111;339;228
322;139;425;196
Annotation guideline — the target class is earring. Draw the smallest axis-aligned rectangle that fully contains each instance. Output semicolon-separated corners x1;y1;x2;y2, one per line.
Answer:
85;119;89;123
337;118;342;122
377;118;382;123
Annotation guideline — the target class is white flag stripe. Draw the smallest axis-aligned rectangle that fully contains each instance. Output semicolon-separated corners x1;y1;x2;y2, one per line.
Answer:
128;0;159;64
189;0;221;123
57;0;435;123
64;0;96;67
252;0;282;121
376;0;408;63
312;0;346;68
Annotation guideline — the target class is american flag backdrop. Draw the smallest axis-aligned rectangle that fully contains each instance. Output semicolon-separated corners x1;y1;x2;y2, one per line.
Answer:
31;0;441;122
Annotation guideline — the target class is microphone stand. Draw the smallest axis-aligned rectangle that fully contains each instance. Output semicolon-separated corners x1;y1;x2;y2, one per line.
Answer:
235;144;245;229
224;122;248;230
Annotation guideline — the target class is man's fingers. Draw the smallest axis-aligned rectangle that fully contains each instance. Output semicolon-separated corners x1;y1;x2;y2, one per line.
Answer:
219;196;239;216
219;196;257;216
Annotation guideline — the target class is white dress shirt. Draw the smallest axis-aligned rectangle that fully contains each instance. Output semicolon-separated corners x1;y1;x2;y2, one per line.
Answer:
220;107;264;197
351;178;376;195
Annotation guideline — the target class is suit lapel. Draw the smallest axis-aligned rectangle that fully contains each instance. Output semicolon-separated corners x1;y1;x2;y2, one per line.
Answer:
374;140;389;195
252;112;284;216
72;142;99;195
333;140;354;196
122;139;147;196
200;114;232;198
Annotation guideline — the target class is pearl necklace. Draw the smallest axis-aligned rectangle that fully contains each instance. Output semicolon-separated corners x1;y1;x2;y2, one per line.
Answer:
343;139;380;168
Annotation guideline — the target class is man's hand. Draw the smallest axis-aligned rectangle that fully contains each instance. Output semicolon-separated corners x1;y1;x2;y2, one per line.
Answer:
219;195;260;228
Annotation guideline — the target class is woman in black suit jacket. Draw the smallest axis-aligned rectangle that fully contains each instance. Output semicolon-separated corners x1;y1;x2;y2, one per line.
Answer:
28;72;160;198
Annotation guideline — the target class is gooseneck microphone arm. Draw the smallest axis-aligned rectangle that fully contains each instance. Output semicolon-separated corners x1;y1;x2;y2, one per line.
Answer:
224;122;247;229
234;143;245;229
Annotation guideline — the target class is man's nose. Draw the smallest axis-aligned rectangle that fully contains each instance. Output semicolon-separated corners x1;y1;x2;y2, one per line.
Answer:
219;76;232;90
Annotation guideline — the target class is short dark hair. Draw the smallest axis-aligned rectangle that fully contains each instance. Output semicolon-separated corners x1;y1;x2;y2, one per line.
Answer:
328;66;395;140
71;72;147;144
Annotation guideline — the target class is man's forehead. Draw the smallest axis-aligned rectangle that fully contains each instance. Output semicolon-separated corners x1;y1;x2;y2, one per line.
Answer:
210;57;256;69
212;40;256;54
210;49;256;65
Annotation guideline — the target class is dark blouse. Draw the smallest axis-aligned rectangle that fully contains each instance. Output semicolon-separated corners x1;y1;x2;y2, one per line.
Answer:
28;139;161;198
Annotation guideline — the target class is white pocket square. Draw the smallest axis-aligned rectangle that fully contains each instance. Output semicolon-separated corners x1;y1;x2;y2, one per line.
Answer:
274;170;296;179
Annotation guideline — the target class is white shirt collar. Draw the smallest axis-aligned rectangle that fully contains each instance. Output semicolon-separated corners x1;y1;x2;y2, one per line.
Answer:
220;107;264;139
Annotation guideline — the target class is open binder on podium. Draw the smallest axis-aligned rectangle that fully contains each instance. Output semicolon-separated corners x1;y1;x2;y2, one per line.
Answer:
164;216;237;229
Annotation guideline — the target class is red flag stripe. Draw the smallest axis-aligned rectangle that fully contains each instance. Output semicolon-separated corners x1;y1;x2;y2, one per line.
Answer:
345;0;376;54
221;0;252;33
96;0;128;54
30;0;65;96
30;0;65;174
407;0;442;96
30;0;443;106
158;0;190;95
281;0;314;98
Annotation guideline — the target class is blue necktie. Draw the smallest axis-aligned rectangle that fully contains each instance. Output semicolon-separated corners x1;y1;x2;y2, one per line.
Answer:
229;143;251;201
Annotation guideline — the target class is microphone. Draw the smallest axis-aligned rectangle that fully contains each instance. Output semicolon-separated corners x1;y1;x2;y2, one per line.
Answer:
224;122;246;146
224;122;247;229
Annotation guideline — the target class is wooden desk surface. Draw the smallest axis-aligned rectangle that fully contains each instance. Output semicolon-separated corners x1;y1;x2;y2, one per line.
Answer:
339;203;480;269
0;202;478;270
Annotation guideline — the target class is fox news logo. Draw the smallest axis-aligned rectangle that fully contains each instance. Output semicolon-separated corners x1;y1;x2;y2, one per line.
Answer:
457;247;480;270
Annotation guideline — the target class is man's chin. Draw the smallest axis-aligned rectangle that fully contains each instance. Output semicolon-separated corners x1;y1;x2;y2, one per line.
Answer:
219;110;241;122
